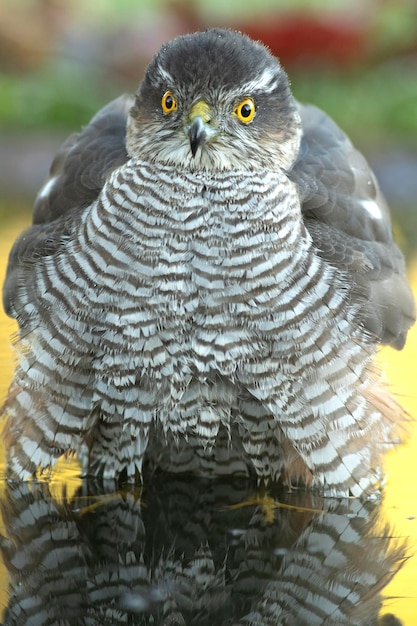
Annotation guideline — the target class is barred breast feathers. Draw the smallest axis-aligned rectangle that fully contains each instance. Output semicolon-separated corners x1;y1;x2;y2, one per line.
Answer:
3;158;402;498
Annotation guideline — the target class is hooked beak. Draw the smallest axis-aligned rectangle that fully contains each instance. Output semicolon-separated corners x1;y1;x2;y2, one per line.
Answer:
187;100;216;157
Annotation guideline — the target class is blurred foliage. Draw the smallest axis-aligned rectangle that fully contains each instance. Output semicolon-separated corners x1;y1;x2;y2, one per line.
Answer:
0;63;107;130
291;59;417;146
0;0;416;144
1;62;416;147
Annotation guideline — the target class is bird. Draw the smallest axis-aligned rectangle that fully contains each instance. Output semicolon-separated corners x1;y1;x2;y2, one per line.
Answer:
1;28;415;497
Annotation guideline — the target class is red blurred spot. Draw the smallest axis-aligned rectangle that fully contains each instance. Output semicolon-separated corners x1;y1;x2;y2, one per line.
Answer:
238;15;370;69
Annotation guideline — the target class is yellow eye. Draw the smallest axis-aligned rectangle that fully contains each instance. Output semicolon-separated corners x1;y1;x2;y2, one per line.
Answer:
234;97;255;123
161;91;178;115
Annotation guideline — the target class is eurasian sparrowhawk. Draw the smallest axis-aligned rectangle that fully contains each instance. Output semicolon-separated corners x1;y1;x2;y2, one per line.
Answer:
2;28;415;497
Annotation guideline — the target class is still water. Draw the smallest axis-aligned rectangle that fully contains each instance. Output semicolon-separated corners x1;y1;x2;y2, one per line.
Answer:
0;217;417;625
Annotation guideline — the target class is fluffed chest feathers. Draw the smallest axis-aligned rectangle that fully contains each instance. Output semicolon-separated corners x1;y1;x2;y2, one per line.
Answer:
77;161;350;375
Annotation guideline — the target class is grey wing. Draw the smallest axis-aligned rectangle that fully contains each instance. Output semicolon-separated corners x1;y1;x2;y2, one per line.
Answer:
3;94;133;319
291;103;415;349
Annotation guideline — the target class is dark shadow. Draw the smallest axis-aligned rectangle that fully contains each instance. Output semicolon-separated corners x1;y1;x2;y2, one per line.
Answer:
0;476;407;625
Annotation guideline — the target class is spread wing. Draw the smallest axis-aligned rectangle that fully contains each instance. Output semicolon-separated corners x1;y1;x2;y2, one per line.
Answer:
291;103;415;349
3;94;133;318
3;96;415;349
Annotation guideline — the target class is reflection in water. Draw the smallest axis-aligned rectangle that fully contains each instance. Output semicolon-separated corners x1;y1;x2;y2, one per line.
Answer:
0;477;406;625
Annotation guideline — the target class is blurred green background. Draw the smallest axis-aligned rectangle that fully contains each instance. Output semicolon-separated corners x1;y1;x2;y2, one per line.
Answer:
0;0;416;248
2;0;417;137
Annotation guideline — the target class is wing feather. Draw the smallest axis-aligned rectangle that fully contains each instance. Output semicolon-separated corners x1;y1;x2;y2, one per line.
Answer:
3;95;132;317
291;103;415;349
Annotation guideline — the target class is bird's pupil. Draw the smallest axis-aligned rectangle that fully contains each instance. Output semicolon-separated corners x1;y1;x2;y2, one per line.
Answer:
166;95;173;109
241;103;252;118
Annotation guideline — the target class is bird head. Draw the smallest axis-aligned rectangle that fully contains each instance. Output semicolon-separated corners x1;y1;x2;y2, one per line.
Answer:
126;28;302;172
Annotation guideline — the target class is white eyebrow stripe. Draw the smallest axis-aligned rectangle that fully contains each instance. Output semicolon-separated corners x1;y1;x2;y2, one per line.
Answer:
157;66;175;86
241;66;280;94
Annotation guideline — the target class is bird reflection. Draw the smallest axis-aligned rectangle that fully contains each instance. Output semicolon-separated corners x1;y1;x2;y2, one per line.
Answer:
0;477;406;625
